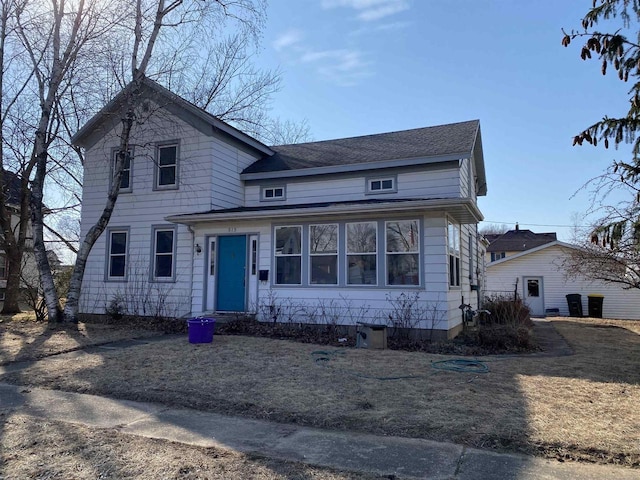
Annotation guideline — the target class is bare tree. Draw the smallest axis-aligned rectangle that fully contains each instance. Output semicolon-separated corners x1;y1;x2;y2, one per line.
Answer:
479;223;510;236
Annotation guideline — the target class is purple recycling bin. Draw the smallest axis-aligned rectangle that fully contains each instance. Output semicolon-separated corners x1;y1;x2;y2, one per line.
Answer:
187;317;216;344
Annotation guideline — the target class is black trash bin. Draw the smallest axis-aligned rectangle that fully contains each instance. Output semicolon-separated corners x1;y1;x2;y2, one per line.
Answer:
587;294;604;318
566;294;583;317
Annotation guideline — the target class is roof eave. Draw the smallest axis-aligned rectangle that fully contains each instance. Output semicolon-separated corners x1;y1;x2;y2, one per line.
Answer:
71;78;274;156
487;241;577;266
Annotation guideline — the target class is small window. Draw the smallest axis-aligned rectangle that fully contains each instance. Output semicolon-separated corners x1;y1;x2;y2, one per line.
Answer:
527;279;540;297
347;222;377;285
209;239;216;276
367;176;396;193
262;186;285;201
107;229;128;280
153;227;176;281
275;226;301;285
155;143;178;189
490;252;506;262
448;222;461;287
0;254;6;279
251;238;258;275
112;149;132;192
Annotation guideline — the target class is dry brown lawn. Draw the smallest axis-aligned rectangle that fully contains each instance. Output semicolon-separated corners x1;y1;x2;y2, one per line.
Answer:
1;315;639;468
0;413;380;479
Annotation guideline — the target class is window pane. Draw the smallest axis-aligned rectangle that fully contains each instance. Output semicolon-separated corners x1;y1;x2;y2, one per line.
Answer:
155;255;173;278
347;255;376;284
275;226;301;255
382;179;393;189
386;220;419;253
527;279;540;297
210;241;215;275
120;170;130;189
156;230;174;253
265;189;274;198
159;146;177;166
110;255;126;277
276;256;301;284
371;180;381;190
111;232;127;255
347;222;376;253
274;188;283;197
311;256;337;284
159;165;176;185
387;254;419;285
310;224;337;253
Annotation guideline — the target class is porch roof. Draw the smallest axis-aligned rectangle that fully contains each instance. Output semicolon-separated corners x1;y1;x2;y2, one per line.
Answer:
165;197;484;226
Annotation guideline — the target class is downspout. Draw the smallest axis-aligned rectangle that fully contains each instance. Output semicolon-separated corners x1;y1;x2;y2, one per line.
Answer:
187;224;196;316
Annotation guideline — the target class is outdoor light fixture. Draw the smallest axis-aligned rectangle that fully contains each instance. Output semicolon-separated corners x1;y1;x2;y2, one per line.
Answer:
195;243;202;254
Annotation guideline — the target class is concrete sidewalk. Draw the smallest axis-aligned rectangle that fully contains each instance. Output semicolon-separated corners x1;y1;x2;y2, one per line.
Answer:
0;382;637;480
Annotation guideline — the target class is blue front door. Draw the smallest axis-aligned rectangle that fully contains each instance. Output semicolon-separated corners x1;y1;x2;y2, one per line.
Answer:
216;235;247;311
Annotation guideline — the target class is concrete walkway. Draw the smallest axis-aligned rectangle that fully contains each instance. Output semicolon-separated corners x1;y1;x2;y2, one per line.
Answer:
1;324;637;479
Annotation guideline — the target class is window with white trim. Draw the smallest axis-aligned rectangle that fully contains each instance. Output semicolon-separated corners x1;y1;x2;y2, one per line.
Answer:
107;229;128;280
367;176;396;193
153;227;176;280
490;251;506;262
155;143;178;189
0;254;6;279
386;220;420;285
275;226;301;285
112;149;132;192
262;186;285;201
448;222;461;287
309;224;338;284
347;222;377;285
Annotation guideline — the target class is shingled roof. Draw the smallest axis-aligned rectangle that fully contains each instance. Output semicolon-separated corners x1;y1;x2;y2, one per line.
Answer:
243;120;481;174
486;227;557;253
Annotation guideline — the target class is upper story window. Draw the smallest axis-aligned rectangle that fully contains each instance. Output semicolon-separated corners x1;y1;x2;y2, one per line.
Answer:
112;149;132;193
155;142;179;190
367;176;396;194
490;252;506;262
106;228;128;281
262;186;285;201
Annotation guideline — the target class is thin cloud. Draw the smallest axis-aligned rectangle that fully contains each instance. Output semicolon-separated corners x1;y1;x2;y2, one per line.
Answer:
321;0;409;22
301;49;373;86
273;30;304;51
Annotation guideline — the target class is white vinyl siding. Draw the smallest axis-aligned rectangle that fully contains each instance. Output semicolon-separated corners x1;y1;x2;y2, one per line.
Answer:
244;165;461;207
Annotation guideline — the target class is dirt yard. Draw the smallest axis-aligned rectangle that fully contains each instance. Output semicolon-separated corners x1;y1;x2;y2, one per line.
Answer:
1;315;639;470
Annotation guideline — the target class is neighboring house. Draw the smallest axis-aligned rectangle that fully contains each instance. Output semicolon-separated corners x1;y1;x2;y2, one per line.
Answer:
0;171;38;302
485;224;556;263
485;240;640;319
73;79;488;338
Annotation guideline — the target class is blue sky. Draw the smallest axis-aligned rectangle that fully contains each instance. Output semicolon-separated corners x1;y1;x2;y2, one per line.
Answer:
255;0;633;241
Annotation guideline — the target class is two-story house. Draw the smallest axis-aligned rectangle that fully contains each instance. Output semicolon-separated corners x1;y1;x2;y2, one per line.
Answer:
74;79;488;338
